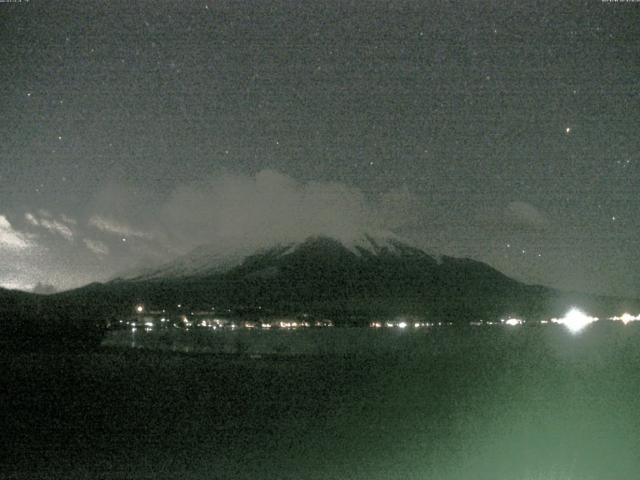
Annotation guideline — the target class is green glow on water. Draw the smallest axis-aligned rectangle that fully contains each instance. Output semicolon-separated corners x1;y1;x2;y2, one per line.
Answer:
5;323;640;479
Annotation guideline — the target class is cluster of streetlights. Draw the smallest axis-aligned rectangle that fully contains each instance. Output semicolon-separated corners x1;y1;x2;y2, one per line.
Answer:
368;308;640;335
134;304;639;335
502;308;640;334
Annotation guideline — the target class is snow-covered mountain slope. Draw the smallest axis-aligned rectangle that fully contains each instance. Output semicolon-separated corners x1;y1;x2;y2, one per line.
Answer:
332;231;440;259
117;244;255;281
116;232;440;282
64;234;640;325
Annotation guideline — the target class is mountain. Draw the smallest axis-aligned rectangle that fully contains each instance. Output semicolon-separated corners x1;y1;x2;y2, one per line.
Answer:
4;233;637;340
118;231;437;281
98;233;639;324
120;243;256;281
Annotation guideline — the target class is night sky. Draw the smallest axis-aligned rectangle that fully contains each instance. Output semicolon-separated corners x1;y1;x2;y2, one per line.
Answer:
0;1;638;296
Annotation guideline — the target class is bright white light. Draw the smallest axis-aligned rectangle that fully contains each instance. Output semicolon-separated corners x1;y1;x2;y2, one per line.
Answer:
398;321;407;329
621;313;635;325
135;305;144;313
556;308;598;333
504;318;523;326
611;313;640;325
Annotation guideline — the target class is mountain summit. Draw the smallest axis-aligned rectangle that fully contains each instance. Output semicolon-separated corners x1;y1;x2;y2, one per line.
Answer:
107;233;559;322
118;232;439;282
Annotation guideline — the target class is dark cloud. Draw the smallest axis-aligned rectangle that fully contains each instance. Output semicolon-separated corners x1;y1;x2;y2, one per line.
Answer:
474;201;548;233
504;201;549;231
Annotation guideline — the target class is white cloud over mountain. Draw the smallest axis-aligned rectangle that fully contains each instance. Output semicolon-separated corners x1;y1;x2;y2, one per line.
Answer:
0;215;33;249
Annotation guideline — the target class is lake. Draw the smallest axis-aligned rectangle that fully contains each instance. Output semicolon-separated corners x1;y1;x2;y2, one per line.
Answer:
3;322;640;479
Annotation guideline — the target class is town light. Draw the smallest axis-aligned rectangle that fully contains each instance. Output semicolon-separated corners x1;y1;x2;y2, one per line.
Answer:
612;313;640;325
557;308;597;333
503;318;523;326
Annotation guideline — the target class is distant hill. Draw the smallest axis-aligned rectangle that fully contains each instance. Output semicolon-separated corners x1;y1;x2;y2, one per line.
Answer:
0;286;106;351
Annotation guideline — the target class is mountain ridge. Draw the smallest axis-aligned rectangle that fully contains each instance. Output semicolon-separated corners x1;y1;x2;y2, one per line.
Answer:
99;234;551;322
2;233;639;341
115;232;442;283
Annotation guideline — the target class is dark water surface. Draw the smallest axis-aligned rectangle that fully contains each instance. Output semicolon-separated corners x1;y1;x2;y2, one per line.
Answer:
3;324;640;479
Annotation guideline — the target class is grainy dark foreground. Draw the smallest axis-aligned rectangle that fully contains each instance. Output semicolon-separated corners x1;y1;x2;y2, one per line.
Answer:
3;325;640;479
